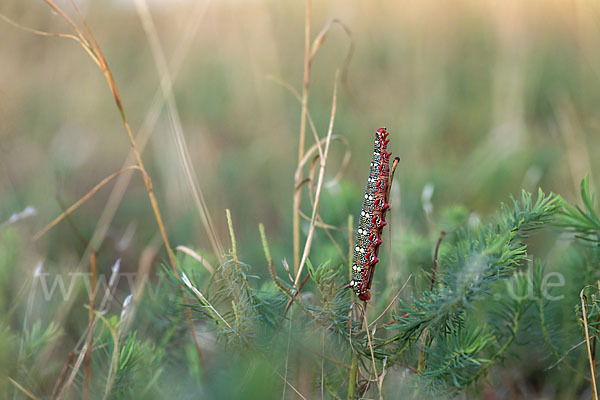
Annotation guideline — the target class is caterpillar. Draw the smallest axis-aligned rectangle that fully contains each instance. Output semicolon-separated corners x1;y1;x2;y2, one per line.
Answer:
348;127;392;301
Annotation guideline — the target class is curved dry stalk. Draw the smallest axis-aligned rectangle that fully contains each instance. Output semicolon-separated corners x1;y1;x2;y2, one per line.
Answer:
295;135;351;194
293;8;354;273
133;0;224;261
33;165;143;241
0;13;100;67
581;286;599;400
294;72;339;288
266;74;324;168
35;0;205;363
266;74;351;188
362;311;382;400
298;210;342;231
176;245;215;275
7;377;39;400
83;252;97;400
84;0;211;255
294;0;312;273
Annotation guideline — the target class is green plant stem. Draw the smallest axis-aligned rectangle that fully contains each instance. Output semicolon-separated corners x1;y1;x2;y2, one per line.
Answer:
347;353;358;400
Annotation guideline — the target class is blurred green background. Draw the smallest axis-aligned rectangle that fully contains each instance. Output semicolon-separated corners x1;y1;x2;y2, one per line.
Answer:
1;1;600;395
2;0;599;267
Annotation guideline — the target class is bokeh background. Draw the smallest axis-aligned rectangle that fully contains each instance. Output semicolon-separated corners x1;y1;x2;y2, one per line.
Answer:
1;0;600;397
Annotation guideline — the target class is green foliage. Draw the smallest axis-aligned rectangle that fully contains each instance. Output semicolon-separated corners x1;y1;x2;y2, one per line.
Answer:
388;189;559;343
556;175;600;245
423;325;494;387
21;320;62;362
110;332;164;399
6;1;600;397
9;172;600;399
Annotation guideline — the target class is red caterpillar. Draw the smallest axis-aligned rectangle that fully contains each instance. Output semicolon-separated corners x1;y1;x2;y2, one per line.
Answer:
347;128;392;301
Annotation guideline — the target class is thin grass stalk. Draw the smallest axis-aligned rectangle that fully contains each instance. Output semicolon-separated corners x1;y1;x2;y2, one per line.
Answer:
260;224;294;298
294;72;339;288
99;315;120;400
82;252;97;400
133;0;224;261
294;0;312;273
227;209;252;300
56;259;122;399
33;165;142;241
363;312;382;400
347;354;358;400
38;0;205;363
581;286;599;400
50;353;74;399
86;0;211;255
7;378;39;400
226;209;238;264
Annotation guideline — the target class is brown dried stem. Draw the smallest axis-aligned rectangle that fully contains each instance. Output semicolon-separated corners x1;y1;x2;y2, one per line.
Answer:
293;0;312;273
294;72;339;288
581;286;599;400
36;0;204;366
33;165;143;241
82;251;97;400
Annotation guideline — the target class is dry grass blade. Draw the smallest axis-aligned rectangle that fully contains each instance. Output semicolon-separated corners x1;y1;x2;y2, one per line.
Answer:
83;252;97;400
581;286;599;400
266;75;352;180
57;343;87;400
298;210;342;231
295;135;351;188
36;0;205;364
86;0;211;255
294;71;339;288
33;165;142;241
133;0;224;261
50;353;74;399
293;0;312;273
7;377;39;400
309;19;353;65
176;245;215;275
56;259;122;399
362;312;382;400
308;17;355;106
0;13;98;65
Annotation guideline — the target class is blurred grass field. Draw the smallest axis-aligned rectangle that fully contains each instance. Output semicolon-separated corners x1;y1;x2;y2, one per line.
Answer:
1;0;600;398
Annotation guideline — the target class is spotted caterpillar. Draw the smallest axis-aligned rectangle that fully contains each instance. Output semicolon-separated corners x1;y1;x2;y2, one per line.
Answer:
347;128;392;301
